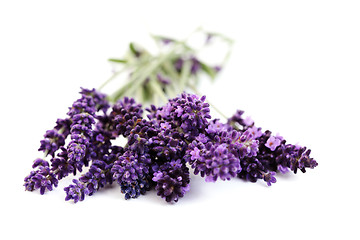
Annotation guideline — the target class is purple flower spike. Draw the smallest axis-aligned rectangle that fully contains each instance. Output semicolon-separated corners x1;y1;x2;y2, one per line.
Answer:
111;151;151;200
231;130;259;158
152;159;190;203
109;97;143;137
38;130;66;157
24;166;58;195
64;179;88;203
38;118;71;157
66;89;97;172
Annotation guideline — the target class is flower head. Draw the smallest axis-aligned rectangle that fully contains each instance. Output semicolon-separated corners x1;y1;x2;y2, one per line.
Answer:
265;135;282;151
152;159;190;203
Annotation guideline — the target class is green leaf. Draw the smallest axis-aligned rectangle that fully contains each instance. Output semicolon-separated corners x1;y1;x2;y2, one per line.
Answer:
129;42;140;57
108;58;127;63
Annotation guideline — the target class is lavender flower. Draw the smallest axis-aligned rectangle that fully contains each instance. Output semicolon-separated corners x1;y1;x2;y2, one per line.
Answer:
156;93;211;140
66;92;96;172
64;146;123;203
24;165;58;195
152;159;190;203
265;135;282;151
38;118;71;157
111;151;152;199
64;179;88;203
80;87;110;113
184;118;259;182
237;157;266;183
148;124;186;163
50;147;74;179
206;119;228;134
25;87;318;202
186;139;241;182
275;145;318;174
230;130;259;158
228;109;318;185
109;97;143;137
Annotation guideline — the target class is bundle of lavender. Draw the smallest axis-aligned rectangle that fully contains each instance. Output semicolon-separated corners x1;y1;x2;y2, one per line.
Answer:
24;30;317;203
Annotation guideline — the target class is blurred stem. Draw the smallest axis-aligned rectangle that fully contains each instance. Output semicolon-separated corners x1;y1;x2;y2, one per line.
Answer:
149;75;168;103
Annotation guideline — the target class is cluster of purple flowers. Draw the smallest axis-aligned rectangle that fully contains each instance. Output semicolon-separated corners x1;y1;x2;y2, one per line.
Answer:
24;88;318;203
228;110;318;185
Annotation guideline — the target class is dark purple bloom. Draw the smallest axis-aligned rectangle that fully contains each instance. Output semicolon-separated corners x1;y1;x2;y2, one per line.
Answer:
159;93;211;140
148;126;186;162
275;145;318;174
64;146;123;203
228;109;318;185
32;158;49;168
26;88;318;203
64;179;88;203
80;87;110;113
50;147;74;179
111;150;151;200
109;97;143;137
38;118;71;157
238;157;265;183
152;159;190;203
66;91;97;172
38;130;66;157
24;166;58;195
186;140;241;182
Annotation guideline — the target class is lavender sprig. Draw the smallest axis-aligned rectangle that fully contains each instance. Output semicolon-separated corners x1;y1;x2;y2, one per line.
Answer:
24;88;110;195
25;87;318;202
66;92;96;173
24;159;58;195
64;146;123;203
228;111;318;185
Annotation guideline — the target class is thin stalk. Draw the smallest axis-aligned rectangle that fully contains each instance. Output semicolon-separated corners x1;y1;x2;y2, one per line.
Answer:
179;59;192;92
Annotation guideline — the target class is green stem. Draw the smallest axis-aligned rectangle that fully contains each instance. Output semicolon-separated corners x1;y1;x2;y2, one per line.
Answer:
98;68;126;91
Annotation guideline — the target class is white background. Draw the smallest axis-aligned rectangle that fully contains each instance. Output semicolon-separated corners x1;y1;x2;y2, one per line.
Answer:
1;1;359;239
